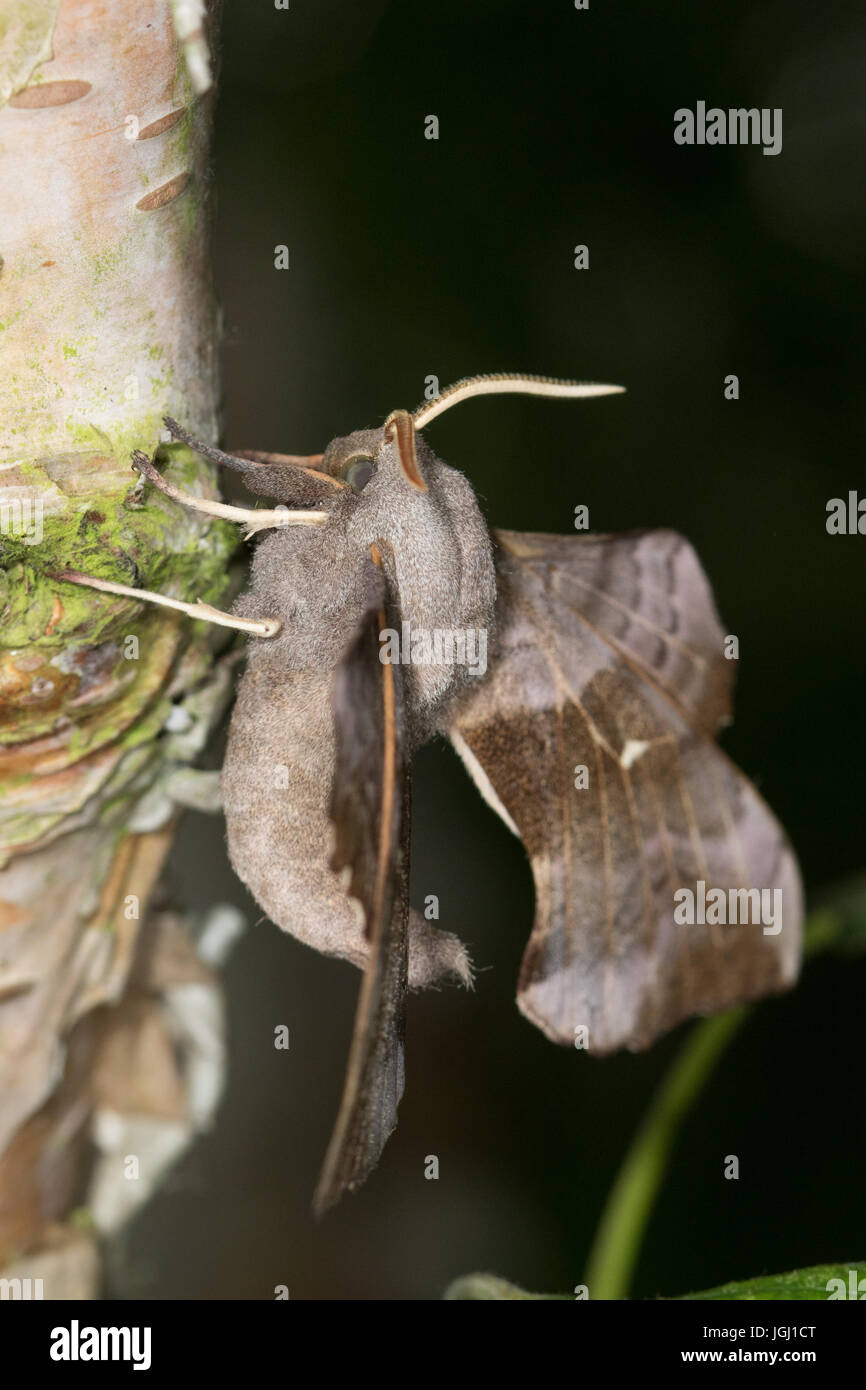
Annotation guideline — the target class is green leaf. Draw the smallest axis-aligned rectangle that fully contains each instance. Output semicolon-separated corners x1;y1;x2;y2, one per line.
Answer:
677;1262;866;1301
445;1263;866;1301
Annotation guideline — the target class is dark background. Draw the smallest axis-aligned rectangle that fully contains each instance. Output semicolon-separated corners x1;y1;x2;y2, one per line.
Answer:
117;0;865;1299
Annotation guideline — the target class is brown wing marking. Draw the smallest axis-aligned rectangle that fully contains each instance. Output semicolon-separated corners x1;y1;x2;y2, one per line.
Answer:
449;529;802;1054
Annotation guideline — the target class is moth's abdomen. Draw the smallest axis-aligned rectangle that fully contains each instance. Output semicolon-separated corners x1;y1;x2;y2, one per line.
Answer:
221;658;370;971
222;649;470;988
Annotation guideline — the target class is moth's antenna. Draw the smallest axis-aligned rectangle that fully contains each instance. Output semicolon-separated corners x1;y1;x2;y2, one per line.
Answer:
49;570;282;638
412;374;625;430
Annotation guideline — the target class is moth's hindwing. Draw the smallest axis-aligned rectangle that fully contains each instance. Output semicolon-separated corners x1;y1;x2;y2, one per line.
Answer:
449;528;803;1054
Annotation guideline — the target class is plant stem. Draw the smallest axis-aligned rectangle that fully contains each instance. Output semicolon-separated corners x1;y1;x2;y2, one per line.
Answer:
584;1005;748;1300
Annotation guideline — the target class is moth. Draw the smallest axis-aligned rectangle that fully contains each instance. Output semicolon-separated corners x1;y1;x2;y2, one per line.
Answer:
58;373;803;1214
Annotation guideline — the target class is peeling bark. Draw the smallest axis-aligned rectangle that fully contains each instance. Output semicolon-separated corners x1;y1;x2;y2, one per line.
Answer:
0;0;234;1296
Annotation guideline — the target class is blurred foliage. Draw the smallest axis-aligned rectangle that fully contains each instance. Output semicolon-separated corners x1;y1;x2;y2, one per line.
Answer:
448;881;866;1301
446;1262;866;1302
678;1263;866;1301
806;875;866;957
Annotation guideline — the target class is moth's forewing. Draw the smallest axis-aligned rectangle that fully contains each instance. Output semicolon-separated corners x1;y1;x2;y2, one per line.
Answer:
313;557;410;1215
449;529;803;1054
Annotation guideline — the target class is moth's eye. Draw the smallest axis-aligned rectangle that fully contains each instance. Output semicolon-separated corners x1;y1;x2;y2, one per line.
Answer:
343;455;375;493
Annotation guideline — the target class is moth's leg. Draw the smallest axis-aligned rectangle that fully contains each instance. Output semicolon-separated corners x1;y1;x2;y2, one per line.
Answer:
162;417;340;491
50;569;282;638
132;450;328;535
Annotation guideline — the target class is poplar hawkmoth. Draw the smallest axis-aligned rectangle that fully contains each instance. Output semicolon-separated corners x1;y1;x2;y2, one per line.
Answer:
58;374;803;1214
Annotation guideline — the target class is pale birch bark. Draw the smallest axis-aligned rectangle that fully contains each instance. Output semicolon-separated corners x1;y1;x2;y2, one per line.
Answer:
0;0;236;1298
